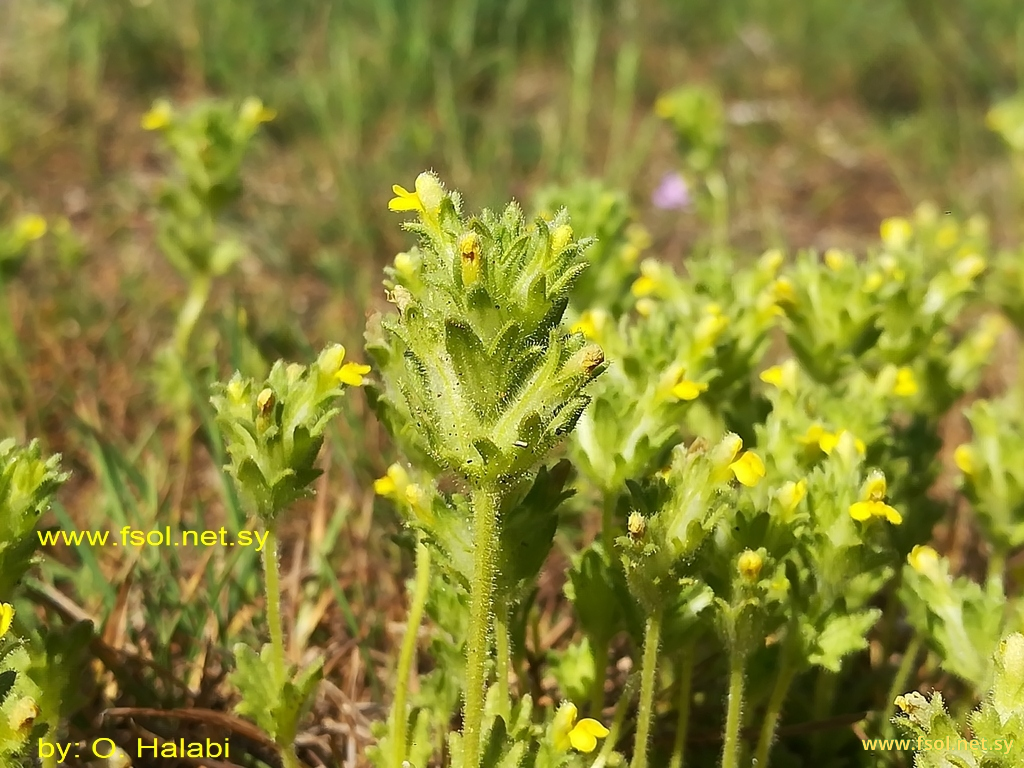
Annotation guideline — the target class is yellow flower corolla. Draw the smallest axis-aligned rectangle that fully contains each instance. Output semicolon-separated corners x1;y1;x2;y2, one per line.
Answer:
759;248;784;275
729;451;765;487
394;251;418;280
239;96;276;126
571;309;609;342
759;359;799;392
14;214;47;243
880;217;913;250
550;224;573;255
0;603;14;638
953;253;986;281
893;367;918;397
635;298;656;317
459;231;482;285
800;426;865;456
878;254;907;282
320;344;371;386
772;277;796;306
953;444;974;477
671;375;709;401
694;307;729;350
935;222;959;250
907;544;940;575
849;470;902;524
862;271;884;293
824;248;847;271
374;463;411;499
552;703;609;753
388;172;445;216
141;99;173;131
776;479;807;516
737;549;763;581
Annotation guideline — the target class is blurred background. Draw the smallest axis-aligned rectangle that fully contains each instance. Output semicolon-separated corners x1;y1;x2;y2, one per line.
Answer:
1;0;1023;763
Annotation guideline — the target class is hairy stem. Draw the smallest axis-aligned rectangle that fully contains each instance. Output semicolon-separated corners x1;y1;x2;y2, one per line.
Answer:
391;537;432;768
263;526;300;768
631;608;663;768
721;642;748;768
495;599;511;723
668;643;696;768
590;635;610;718
752;654;797;768
462;484;501;768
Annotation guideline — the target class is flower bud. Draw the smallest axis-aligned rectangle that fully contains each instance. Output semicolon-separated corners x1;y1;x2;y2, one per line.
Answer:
737;549;763;581
627;511;646;539
459;232;482;285
551;224;573;255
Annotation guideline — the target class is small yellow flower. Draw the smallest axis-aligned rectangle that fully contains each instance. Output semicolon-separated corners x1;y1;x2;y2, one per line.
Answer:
862;271;884;293
772;277;796;306
388;172;445;216
571;309;608;342
671;377;709;401
141;99;173;131
14;214;47;243
953;253;986;280
226;378;246;405
694;309;729;351
759;359;798;392
374;463;411;499
0;603;14;638
459;232;482;285
256;388;275;416
654;95;675;119
824;248;846;271
631;275;657;297
759;248;784;275
729;451;765;487
953;444;974;477
737;549;763;581
935;222;959;250
551;224;573;255
627;511;646;539
337;362;371;387
552;703;609;753
239;96;276;126
394;251;418;279
907;544;940;575
8;697;39;736
893;367;918;397
880;217;913;250
849;469;902;524
635;297;657;317
776;479;807;515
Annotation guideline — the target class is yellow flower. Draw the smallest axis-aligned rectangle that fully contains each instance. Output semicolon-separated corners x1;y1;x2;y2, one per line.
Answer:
8;697;39;736
338;362;371;386
893;367;918;397
635;298;656;317
759;248;784;275
141;99;173;131
552;703;609;753
880;217;913;249
849;469;902;524
953;444;974;477
571;309;608;342
759;359;798;392
671;377;709;401
824;248;846;271
694;308;729;351
953;253;986;280
737;549;763;581
374;463;411;499
862;271;884;293
394;251;418;280
551;224;573;255
239;96;276;126
459;232;482;285
772;277;796;306
14;214;47;243
800;426;864;456
631;275;656;297
0;603;14;638
388;172;445;216
776;479;807;515
729;451;765;487
907;544;940;575
935;222;959;250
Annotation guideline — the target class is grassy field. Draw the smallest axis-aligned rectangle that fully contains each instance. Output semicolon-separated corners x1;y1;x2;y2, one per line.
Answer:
2;1;1024;767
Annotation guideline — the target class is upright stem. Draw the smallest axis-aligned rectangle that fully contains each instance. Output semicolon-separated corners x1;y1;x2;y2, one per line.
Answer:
668;643;696;768
631;608;663;768
590;635;610;718
391;537;432;768
462;484;501;768
263;526;300;768
495;600;512;723
721;642;748;768
173;275;212;356
752;656;797;768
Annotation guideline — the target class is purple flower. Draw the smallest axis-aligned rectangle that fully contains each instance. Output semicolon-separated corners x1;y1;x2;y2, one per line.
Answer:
652;172;691;211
